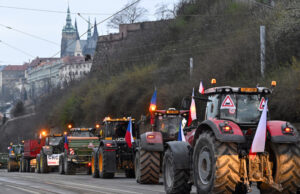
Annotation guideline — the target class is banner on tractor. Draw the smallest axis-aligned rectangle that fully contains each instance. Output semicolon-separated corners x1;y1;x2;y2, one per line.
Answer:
47;154;60;166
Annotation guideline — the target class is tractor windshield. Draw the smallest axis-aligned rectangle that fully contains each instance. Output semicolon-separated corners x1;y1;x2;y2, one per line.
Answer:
105;122;137;139
69;131;95;137
220;94;262;124
13;145;23;154
155;115;182;138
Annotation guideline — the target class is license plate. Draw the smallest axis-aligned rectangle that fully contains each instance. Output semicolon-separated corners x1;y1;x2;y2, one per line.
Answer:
47;154;59;166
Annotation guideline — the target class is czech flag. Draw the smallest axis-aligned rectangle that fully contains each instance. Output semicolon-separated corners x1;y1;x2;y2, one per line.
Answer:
188;88;197;126
199;81;204;94
249;100;268;159
178;119;187;142
125;117;134;148
64;135;69;151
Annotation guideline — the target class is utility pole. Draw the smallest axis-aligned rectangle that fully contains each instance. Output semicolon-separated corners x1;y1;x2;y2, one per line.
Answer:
260;26;266;78
190;57;193;80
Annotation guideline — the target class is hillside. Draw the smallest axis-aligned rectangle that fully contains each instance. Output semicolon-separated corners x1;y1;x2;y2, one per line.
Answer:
3;0;299;141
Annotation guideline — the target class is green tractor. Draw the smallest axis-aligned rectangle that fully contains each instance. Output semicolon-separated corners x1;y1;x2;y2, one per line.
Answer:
7;143;24;172
0;153;8;169
91;117;137;178
60;128;100;175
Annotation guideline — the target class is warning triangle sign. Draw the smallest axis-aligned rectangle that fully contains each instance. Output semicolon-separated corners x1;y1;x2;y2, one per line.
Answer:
259;97;266;111
221;95;236;109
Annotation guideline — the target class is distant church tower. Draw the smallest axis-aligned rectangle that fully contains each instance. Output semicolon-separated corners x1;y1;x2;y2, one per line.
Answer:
61;6;78;57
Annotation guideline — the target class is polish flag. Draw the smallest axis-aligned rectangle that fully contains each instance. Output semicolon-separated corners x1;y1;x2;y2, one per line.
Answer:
188;88;197;126
250;100;268;158
199;81;204;94
125;118;134;148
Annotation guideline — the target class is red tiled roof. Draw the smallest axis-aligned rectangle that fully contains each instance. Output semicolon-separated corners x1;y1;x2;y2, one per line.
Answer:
3;65;26;71
62;56;85;64
27;57;60;67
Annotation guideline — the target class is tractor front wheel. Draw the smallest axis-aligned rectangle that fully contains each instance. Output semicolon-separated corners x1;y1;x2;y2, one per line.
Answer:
92;151;99;178
40;152;49;173
58;154;64;174
193;131;240;194
64;155;75;175
98;147;114;178
163;148;192;194
36;154;40;173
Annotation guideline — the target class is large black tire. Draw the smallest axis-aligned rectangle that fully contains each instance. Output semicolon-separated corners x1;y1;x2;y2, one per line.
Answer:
24;158;29;172
258;143;300;194
40;152;49;173
135;151;141;183
138;150;160;184
59;154;64;174
36;154;41;173
98;147;114;178
64;154;75;175
19;158;23;172
193;131;240;194
7;158;13;172
92;151;99;178
163;149;192;194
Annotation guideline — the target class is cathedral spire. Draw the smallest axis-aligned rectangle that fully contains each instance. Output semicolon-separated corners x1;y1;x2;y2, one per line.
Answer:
87;17;92;40
62;5;76;33
93;19;98;40
75;18;80;40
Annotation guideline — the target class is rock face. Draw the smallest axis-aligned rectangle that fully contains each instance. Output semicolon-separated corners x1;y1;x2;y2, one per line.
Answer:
91;20;172;75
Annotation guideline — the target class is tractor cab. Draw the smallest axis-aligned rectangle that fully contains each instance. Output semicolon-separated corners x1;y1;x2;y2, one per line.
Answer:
8;144;24;157
101;117;137;140
203;86;271;125
153;108;189;140
68;128;97;137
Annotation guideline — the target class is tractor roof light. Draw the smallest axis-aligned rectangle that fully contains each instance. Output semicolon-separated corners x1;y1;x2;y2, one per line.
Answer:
211;78;217;85
95;124;100;129
271;81;277;87
41;131;47;137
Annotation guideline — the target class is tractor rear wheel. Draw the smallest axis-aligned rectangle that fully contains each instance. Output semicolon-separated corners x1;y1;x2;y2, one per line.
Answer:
258;143;300;194
58;154;64;174
36;154;40;173
193;131;240;194
163;149;192;194
163;148;192;194
7;158;13;172
40;152;49;173
19;158;23;172
92;151;99;178
64;155;75;175
138;150;160;184
98;147;114;178
135;151;141;183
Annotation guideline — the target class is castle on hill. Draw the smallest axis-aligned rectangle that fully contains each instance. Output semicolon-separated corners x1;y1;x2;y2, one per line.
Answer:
61;6;98;58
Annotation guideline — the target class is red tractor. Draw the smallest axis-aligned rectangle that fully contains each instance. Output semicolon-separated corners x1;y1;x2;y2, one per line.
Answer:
135;108;189;184
163;81;300;194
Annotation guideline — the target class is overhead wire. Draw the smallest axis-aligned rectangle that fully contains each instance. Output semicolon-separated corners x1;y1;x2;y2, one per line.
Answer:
0;24;59;46
0;40;35;58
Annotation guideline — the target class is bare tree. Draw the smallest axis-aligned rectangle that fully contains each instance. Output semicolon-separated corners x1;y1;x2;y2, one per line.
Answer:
155;3;177;20
107;0;148;29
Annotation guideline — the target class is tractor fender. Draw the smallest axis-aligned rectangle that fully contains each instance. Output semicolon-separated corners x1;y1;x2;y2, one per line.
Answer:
267;121;299;143
140;132;164;152
193;120;246;145
165;141;192;170
42;146;53;155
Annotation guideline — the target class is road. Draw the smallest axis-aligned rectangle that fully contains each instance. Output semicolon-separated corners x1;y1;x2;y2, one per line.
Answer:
0;170;260;194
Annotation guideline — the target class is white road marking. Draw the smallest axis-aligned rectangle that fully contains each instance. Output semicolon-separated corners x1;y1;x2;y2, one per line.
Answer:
5;184;40;194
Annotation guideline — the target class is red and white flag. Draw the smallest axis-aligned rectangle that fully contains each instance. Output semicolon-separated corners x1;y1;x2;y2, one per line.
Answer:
199;81;204;94
188;88;197;126
250;100;268;153
125;118;134;148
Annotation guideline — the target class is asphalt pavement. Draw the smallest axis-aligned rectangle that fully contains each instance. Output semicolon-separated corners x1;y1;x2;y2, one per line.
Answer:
0;170;260;194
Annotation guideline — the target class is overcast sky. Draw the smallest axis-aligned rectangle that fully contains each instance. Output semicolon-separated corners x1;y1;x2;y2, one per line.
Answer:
0;0;179;65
